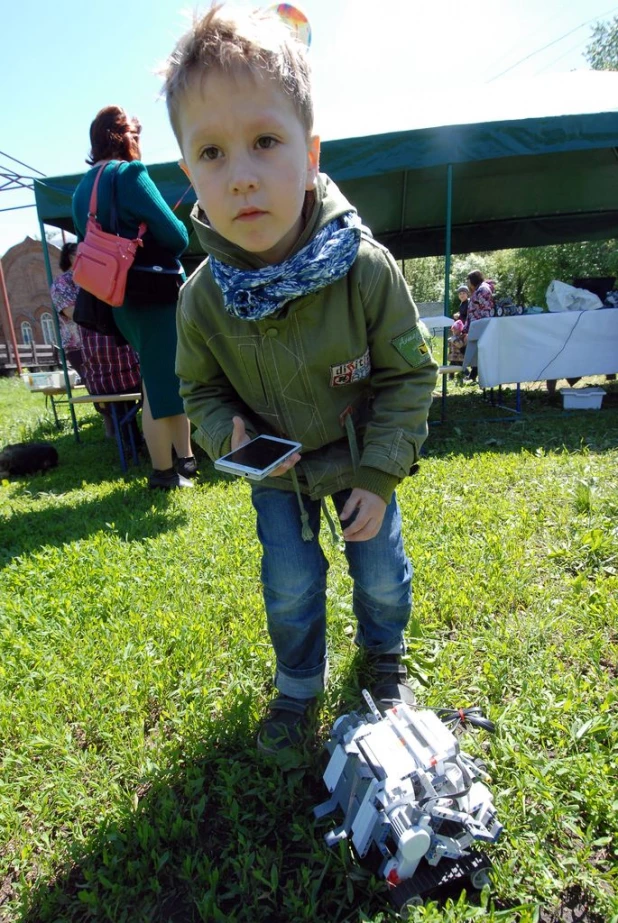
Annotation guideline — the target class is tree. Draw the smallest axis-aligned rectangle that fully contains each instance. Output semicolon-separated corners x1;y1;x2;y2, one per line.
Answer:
399;255;446;304
585;16;618;71
495;240;618;307
398;240;618;313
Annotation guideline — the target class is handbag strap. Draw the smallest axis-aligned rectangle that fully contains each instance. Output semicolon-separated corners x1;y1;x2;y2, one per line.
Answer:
86;164;108;220
109;164;121;233
87;162;147;240
172;183;193;212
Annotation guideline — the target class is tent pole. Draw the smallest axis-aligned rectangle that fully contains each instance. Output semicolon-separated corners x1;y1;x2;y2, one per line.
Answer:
38;220;80;442
441;164;453;423
400;170;408;280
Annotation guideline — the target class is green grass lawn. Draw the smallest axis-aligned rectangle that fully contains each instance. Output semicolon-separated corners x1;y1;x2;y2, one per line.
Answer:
1;375;617;922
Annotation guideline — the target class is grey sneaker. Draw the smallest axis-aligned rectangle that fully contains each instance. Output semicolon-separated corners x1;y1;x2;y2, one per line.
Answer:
366;653;416;712
257;695;315;755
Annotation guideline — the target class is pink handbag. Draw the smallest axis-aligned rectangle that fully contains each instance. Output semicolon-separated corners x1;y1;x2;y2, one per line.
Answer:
73;164;147;308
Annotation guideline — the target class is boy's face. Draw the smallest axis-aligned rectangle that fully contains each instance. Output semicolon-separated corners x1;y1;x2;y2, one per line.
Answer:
178;68;320;265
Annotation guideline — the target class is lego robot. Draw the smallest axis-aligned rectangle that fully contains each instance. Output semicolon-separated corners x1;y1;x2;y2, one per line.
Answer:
314;692;503;911
491;298;524;317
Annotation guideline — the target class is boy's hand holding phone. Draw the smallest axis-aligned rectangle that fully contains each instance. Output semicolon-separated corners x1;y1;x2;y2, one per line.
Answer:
230;416;251;452
230;416;301;478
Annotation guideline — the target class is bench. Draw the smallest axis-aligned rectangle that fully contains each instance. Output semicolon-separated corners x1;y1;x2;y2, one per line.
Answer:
438;365;463;376
41;384;86;428
68;392;143;472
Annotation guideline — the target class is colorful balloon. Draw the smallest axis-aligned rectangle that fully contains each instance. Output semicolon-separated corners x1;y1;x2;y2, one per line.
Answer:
269;4;312;48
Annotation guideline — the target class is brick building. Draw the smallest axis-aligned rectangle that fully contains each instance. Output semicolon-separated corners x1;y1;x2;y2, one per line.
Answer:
0;237;61;347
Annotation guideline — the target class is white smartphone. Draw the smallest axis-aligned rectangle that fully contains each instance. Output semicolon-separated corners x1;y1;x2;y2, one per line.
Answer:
214;435;302;480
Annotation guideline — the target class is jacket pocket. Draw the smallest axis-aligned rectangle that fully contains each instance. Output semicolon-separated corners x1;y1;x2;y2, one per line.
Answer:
299;439;352;499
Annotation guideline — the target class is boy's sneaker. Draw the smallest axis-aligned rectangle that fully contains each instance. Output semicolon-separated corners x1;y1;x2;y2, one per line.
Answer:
366;652;416;712
257;694;315;755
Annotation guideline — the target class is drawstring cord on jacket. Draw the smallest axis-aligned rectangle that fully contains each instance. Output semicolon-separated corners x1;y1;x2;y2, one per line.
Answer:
344;412;361;470
290;467;314;542
293;411;361;545
321;498;343;547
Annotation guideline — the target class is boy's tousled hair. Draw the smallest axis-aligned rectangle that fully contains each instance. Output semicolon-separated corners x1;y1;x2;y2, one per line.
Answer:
162;4;314;141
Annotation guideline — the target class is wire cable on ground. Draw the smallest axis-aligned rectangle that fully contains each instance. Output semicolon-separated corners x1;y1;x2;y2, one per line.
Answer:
434;706;496;734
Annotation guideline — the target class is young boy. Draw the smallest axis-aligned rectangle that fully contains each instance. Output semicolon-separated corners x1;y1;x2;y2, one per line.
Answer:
163;5;438;753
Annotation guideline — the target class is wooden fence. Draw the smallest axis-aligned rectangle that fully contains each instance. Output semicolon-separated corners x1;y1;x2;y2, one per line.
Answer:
0;342;57;373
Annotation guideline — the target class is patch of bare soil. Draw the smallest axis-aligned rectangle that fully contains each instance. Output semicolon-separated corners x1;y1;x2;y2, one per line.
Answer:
538;886;607;923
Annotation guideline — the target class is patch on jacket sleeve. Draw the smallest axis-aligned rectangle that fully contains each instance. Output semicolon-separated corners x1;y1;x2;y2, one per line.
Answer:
392;326;432;368
330;349;371;387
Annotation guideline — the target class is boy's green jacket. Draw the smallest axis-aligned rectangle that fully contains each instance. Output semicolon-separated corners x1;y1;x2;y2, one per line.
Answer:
176;174;438;503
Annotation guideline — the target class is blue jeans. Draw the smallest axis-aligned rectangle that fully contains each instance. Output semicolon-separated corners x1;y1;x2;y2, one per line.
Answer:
250;486;412;699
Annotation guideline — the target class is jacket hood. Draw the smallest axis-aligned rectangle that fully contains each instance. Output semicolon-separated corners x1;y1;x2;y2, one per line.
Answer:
189;173;356;270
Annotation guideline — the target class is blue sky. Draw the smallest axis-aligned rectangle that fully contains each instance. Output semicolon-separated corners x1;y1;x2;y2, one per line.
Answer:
1;0;617;255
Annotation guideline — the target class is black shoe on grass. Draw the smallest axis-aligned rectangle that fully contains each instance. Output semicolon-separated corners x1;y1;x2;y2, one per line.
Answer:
148;467;194;490
366;652;416;712
176;455;199;479
257;695;315;755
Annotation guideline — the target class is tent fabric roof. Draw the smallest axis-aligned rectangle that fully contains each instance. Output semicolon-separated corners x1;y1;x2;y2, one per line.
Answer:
34;71;618;260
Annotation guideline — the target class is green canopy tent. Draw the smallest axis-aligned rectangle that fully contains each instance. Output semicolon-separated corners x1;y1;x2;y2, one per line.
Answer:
33;70;618;426
34;70;618;263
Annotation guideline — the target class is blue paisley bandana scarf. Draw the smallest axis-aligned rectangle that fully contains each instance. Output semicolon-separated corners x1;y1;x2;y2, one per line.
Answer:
209;211;364;321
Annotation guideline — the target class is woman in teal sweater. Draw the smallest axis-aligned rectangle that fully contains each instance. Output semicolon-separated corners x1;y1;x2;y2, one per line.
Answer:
72;105;196;489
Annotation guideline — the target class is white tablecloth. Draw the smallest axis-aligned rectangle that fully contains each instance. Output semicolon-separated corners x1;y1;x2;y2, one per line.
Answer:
463;309;618;388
